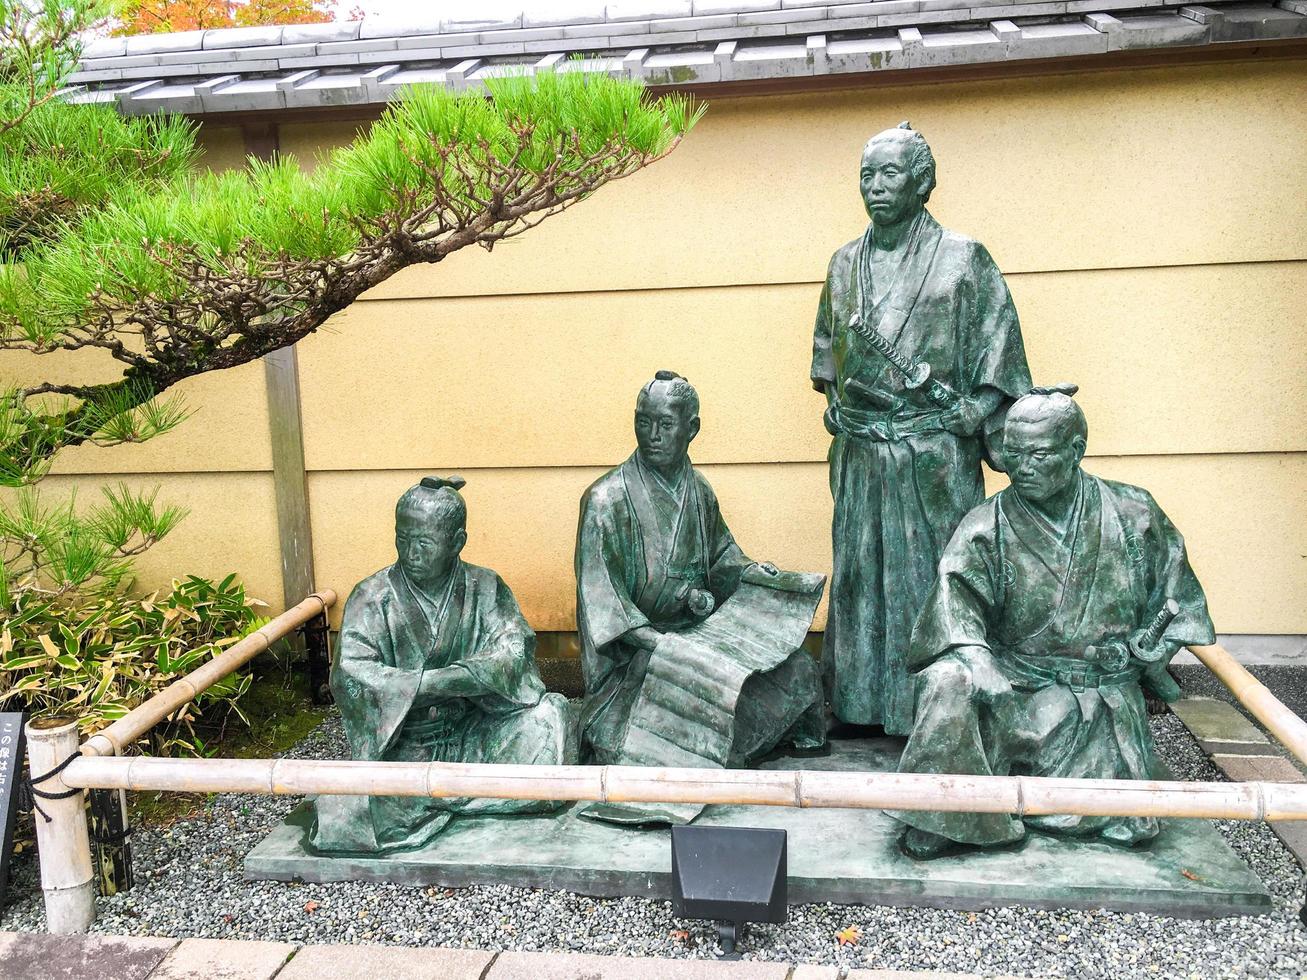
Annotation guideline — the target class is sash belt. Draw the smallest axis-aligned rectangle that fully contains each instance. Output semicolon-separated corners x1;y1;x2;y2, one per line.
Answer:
830;403;946;442
1003;651;1141;693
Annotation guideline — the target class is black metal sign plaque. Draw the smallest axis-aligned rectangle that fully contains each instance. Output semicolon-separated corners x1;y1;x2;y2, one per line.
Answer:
0;712;26;921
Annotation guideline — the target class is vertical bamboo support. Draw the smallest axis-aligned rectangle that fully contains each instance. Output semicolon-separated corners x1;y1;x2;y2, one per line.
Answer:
26;717;95;933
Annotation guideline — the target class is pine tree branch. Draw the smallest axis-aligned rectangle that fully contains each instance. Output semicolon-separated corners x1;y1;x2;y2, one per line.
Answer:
2;73;702;477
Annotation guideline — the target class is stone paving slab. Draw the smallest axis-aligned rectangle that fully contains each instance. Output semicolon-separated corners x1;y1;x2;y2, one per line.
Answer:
246;738;1271;918
274;942;494;979
487;950;790;978
1171;698;1272;755
0;932;178;980
150;937;296;980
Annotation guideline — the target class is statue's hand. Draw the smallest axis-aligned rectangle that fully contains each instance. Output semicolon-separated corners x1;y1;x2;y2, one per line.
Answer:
952;646;1012;705
416;666;455;706
627;625;664;652
939;395;990;437
823;403;840;436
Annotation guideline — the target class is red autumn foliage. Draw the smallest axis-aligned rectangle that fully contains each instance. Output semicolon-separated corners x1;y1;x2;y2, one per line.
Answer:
114;0;361;35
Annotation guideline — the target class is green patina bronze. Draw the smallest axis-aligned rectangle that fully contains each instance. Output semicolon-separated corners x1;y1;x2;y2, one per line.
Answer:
894;386;1216;859
576;371;826;824
310;476;572;855
812;122;1032;734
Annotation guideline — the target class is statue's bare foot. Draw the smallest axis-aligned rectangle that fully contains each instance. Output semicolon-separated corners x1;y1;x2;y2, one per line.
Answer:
900;827;956;860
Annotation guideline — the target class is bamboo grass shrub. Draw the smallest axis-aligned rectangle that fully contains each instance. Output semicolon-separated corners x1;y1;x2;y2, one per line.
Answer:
0;483;266;753
1;70;704;478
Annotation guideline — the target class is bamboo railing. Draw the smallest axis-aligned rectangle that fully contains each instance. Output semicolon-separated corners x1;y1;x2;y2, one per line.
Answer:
26;603;1307;934
56;754;1307;822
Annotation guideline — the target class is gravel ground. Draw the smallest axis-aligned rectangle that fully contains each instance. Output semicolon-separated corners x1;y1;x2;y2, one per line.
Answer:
4;712;1306;979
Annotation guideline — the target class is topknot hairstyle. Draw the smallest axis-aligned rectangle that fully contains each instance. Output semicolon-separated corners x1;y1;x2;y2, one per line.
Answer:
638;369;700;419
396;475;468;533
1006;383;1087;446
862;121;938;204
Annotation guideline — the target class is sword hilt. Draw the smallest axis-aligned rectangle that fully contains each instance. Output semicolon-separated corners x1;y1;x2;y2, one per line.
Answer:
850;313;957;408
1131;598;1180;663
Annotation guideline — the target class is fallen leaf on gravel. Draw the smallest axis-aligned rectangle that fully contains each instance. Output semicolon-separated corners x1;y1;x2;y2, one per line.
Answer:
836;926;861;946
1181;869;1201;881
669;929;691;942
1057;934;1069;943
303;901;319;914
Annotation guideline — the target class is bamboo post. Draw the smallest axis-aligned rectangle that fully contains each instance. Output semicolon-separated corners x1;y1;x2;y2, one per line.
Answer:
56;755;1307;823
26;718;95;934
82;590;336;758
1189;643;1307;767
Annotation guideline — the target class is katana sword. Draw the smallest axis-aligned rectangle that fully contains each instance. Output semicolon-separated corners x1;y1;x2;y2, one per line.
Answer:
1130;598;1181;664
1083;598;1180;671
848;312;958;409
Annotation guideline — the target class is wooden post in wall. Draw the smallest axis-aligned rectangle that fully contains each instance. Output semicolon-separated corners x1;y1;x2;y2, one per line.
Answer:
242;121;329;701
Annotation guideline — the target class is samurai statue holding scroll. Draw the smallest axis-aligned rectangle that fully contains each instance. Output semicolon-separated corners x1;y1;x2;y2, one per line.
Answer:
311;476;573;855
576;371;827;824
812;122;1031;735
894;386;1215;859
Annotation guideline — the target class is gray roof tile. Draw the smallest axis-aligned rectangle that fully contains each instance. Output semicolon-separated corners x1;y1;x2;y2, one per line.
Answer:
69;0;1304;115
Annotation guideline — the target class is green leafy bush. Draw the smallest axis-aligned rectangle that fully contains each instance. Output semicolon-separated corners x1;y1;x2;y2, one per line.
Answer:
0;483;266;755
1;572;267;755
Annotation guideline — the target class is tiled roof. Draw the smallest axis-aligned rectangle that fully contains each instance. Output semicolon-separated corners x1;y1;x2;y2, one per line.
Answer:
67;0;1307;115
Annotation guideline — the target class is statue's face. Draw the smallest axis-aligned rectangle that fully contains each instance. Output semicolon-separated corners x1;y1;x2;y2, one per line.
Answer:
860;140;926;226
634;387;699;471
1003;418;1084;504
395;504;465;585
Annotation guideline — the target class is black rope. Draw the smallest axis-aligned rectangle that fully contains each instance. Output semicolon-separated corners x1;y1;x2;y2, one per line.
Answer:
26;751;83;823
91;824;133;846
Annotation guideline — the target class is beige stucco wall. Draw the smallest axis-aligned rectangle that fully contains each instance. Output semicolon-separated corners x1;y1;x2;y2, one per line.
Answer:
8;58;1305;638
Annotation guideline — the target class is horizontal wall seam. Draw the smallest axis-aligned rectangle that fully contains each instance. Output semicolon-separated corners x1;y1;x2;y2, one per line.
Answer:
39;449;1307;480
352;257;1307;305
295;451;1307;474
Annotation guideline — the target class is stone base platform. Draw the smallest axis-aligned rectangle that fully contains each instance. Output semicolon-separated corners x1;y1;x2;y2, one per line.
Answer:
244;739;1271;918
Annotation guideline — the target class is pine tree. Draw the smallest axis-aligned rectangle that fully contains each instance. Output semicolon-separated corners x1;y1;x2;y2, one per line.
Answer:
0;4;703;485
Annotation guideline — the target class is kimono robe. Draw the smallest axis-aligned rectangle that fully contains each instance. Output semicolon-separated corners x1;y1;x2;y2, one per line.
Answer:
812;210;1031;733
310;560;573;855
894;472;1215;846
576;452;825;766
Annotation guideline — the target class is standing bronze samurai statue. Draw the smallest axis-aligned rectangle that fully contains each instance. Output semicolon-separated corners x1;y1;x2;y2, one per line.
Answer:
812;122;1032;734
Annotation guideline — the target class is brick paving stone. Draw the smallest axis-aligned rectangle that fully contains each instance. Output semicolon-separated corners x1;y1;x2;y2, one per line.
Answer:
486;949;790;979
149;937;296;980
273;942;494;979
1211;753;1305;783
0;931;177;980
